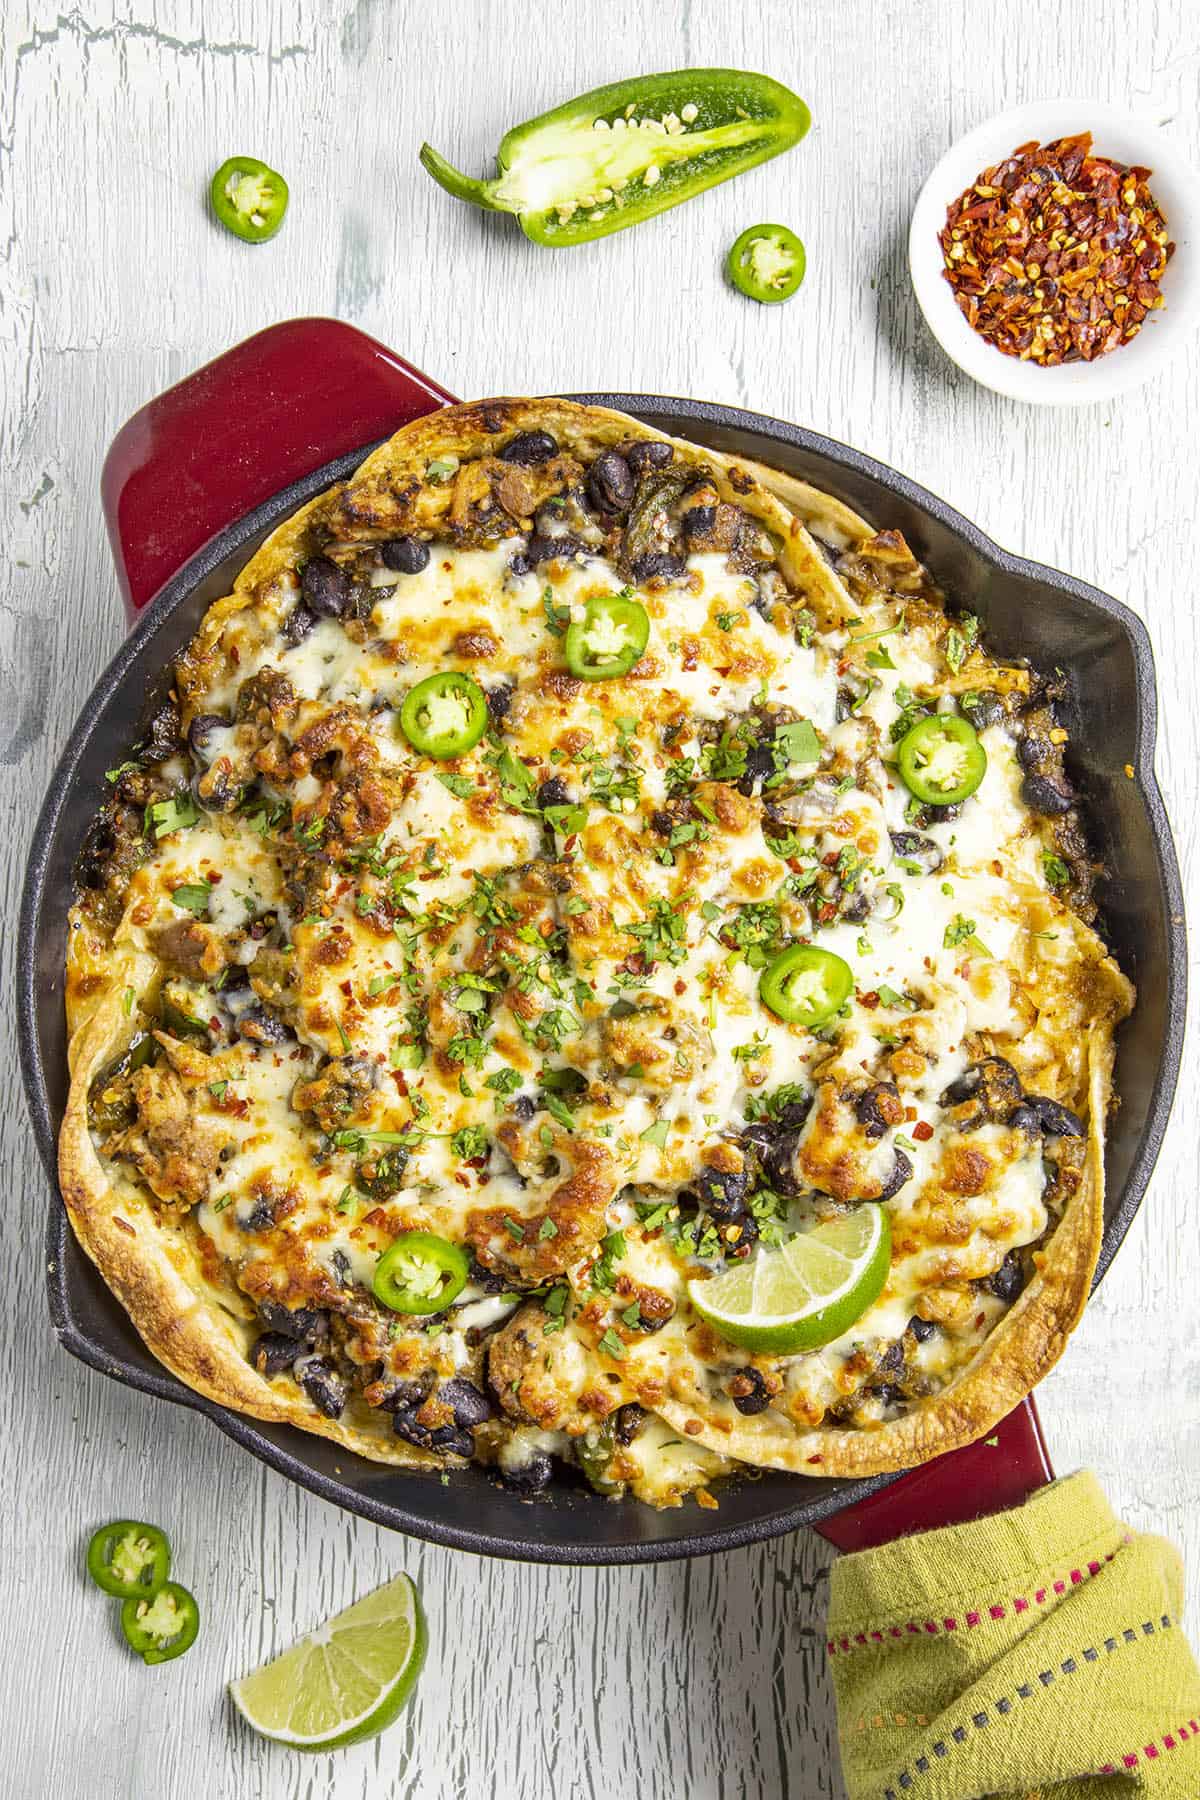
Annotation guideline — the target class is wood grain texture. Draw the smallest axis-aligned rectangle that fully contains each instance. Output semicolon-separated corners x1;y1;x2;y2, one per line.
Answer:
1;2;1197;1795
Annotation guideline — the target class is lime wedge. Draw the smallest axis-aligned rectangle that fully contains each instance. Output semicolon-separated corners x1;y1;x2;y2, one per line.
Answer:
689;1205;891;1354
229;1573;426;1752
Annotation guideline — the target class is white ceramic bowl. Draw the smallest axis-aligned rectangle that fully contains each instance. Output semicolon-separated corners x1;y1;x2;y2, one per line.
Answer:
909;100;1200;405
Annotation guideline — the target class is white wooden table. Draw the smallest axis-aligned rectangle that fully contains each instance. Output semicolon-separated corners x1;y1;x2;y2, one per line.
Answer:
2;3;1197;1795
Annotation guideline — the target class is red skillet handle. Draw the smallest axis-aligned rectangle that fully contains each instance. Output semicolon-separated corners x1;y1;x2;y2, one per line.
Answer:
101;325;1054;1549
814;1396;1054;1552
101;317;456;618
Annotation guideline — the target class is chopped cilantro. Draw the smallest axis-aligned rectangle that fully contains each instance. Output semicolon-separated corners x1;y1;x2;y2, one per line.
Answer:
145;793;199;840
451;1124;490;1160
543;586;570;636
437;771;475;798
537;1217;558;1241
598;1328;626;1361
1042;850;1071;889
640;1118;670;1149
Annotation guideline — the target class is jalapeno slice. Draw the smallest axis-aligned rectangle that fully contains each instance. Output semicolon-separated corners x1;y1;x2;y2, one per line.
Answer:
896;714;987;805
210;156;289;243
727;223;807;303
421;70;810;248
86;1521;171;1599
563;596;650;680
399;673;488;758
373;1232;471;1315
120;1582;200;1665
759;945;853;1027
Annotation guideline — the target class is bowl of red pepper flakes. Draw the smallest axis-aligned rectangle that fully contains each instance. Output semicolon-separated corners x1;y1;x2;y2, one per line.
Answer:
910;102;1200;405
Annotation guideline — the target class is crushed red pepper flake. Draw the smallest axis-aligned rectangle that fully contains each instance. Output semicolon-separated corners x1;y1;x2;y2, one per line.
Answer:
938;132;1173;365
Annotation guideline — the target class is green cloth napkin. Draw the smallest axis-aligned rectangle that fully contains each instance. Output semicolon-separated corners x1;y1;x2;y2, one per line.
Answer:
827;1472;1200;1798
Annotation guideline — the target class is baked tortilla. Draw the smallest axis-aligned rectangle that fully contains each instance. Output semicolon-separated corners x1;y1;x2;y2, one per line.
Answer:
60;397;1132;1505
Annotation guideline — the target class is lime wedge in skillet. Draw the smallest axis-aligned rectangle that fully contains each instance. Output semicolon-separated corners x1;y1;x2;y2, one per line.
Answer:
689;1205;891;1354
229;1573;426;1752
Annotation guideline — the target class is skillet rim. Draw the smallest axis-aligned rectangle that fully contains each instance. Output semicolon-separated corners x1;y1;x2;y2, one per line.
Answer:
17;395;1186;1562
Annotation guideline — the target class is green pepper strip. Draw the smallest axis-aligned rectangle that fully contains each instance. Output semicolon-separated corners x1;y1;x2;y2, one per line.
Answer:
759;945;853;1027
121;1582;200;1665
86;1521;171;1600
727;223;807;303
399;673;488;759
563;595;650;680
373;1232;470;1315
896;713;987;805
421;69;810;247
210;157;289;243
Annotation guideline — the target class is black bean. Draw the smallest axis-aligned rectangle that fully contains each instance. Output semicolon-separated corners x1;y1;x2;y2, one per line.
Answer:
698;1164;750;1219
331;1248;353;1288
486;682;514;722
241;1195;276;1233
537;776;569;810
501;1452;554;1492
987;1252;1026;1303
867;1383;903;1409
282;603;315;647
855;1081;901;1141
752;1123;805;1195
258;1300;327;1341
187;713;229;759
1008;1103;1042;1137
630;552;687;584
376;1379;431;1413
842;890;872;924
511;1093;536;1122
650;809;675;838
237;1003;291;1046
1026;1094;1085;1138
613;1403;647;1445
192;764;241;814
1022;772;1074;815
380;535;430;574
468;1257;510;1295
501;430;558;465
682;503;718;539
141;698;182;764
735;737;777;796
626;440;674;475
394;1396;467;1454
586;451;634;514
301;555;352;619
876;1339;905;1374
719;1211;758;1251
729;1367;771;1416
908;1315;937;1343
940;1057;1023;1120
888;830;944;874
250;1332;303;1376
298;1359;346;1418
877;1149;913;1202
527;534;585;565
439;1379;493;1429
961;690;1005;731
1017;731;1052;771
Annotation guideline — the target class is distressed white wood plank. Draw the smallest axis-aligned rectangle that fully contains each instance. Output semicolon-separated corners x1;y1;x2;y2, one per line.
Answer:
0;3;1197;1797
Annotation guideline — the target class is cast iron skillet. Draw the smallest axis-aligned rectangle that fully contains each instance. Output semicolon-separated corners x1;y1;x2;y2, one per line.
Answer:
18;395;1187;1563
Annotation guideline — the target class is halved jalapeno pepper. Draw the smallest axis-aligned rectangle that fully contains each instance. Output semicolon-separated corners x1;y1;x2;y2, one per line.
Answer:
210;156;289;243
373;1232;470;1315
564;595;650;680
727;223;806;302
121;1581;200;1664
896;714;987;805
759;945;853;1027
87;1520;171;1599
399;673;488;758
421;70;810;248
